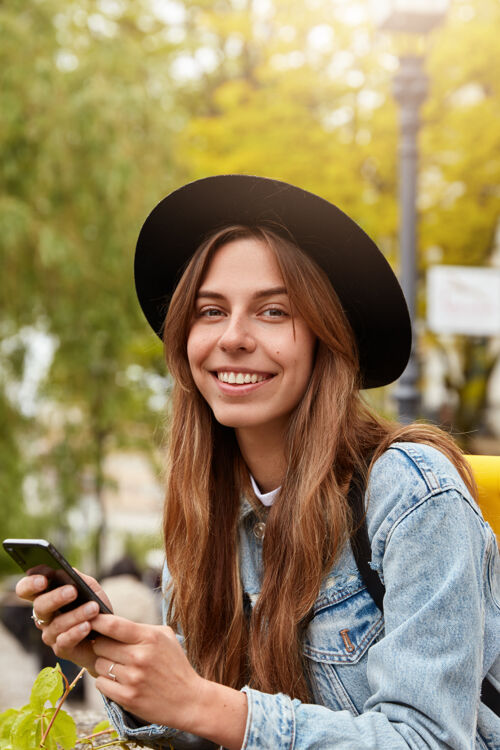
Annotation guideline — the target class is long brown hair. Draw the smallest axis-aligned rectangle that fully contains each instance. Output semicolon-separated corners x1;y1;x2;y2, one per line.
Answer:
162;225;475;701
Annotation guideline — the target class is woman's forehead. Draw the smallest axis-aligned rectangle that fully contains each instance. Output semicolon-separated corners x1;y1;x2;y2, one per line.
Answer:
199;236;286;290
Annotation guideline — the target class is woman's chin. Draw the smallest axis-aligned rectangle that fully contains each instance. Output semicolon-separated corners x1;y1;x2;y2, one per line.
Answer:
213;410;288;439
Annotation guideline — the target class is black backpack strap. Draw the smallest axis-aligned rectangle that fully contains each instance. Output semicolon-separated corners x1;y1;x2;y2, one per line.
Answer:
348;465;385;612
347;461;499;718
481;677;499;716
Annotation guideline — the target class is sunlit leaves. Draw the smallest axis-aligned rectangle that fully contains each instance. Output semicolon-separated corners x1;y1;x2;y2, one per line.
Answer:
29;667;64;713
0;666;121;749
1;0;499;546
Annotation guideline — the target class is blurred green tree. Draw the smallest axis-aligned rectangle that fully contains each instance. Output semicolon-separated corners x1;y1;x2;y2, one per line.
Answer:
421;0;500;444
2;0;500;579
0;0;181;572
177;0;500;443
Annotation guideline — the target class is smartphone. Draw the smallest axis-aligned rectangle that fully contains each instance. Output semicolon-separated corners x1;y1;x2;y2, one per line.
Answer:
2;538;112;636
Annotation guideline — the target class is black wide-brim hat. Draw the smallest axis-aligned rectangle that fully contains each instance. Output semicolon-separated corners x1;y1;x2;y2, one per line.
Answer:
135;174;411;389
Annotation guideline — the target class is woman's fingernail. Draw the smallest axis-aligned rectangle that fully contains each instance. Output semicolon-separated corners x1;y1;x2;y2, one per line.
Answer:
79;621;90;634
33;576;46;590
84;602;99;617
61;586;76;600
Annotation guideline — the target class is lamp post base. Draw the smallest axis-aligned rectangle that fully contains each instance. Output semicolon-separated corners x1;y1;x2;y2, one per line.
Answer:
394;380;421;424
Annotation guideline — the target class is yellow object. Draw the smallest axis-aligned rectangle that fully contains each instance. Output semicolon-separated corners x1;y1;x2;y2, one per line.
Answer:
465;455;500;538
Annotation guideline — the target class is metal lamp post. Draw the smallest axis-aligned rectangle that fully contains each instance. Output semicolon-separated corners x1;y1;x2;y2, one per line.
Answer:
374;1;449;422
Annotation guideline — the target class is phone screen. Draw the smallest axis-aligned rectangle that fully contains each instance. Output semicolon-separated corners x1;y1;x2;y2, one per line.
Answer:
3;538;112;616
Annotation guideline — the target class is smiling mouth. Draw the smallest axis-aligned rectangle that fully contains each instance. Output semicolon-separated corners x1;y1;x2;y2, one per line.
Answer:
216;371;272;385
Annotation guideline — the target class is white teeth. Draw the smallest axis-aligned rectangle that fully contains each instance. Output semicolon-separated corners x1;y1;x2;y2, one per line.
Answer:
217;371;267;384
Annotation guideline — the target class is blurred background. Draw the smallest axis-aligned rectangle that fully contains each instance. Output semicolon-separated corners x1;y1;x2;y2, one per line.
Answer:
1;0;499;710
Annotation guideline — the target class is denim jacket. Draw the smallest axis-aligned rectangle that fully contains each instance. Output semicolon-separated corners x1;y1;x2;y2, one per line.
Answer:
105;442;500;749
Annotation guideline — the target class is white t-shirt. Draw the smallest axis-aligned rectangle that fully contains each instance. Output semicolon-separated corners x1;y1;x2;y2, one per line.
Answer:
250;474;280;507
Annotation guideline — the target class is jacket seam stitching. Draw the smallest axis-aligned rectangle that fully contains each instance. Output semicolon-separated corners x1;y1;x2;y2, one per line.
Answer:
241;686;252;750
287;694;296;750
322;663;360;714
313;581;366;612
304;615;384;663
387;444;441;491
384;485;480;551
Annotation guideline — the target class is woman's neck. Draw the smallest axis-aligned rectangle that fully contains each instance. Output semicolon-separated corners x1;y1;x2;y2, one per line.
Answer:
235;423;286;493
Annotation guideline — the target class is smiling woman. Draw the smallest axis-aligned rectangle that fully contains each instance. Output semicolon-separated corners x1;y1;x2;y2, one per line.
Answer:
15;175;499;750
186;235;316;453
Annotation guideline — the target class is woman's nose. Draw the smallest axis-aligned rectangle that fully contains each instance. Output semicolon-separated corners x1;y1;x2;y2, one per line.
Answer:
217;315;256;352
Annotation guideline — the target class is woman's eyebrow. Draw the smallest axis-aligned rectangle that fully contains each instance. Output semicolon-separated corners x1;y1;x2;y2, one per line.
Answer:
196;286;288;300
196;290;225;300
253;286;287;299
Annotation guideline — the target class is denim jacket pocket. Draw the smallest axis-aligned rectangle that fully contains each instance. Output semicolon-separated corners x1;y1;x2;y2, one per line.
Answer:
303;573;384;715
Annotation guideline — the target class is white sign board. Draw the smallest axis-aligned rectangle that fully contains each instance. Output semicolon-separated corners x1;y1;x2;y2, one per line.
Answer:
427;265;500;336
371;0;449;32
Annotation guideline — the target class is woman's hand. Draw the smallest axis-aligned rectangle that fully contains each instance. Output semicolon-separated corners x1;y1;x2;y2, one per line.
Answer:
92;615;203;728
92;615;247;749
15;571;112;677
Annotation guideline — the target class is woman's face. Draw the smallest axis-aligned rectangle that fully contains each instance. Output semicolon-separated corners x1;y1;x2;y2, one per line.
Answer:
187;236;316;440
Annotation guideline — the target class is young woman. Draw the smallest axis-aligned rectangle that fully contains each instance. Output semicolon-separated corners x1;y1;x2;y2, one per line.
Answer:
17;176;499;749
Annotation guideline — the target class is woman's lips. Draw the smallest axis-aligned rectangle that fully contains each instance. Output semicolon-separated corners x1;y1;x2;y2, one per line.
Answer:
210;370;275;392
216;371;271;385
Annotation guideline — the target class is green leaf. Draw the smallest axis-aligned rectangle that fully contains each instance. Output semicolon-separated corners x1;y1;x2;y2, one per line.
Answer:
30;667;63;712
44;708;77;750
38;720;57;750
91;718;114;734
0;710;18;740
10;709;37;750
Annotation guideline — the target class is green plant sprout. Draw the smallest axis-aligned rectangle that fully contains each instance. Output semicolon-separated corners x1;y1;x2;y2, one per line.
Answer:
0;665;145;749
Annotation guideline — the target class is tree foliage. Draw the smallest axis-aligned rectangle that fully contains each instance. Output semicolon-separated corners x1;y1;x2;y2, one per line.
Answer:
1;0;499;571
177;0;500;439
1;0;179;571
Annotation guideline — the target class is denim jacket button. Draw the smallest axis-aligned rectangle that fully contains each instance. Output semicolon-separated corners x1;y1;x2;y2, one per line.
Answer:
253;522;266;540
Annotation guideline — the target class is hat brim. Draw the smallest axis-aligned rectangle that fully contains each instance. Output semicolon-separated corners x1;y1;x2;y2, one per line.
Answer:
134;174;411;389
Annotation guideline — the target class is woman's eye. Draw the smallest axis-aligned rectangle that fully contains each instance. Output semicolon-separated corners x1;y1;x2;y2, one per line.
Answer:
262;307;287;318
199;307;224;318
